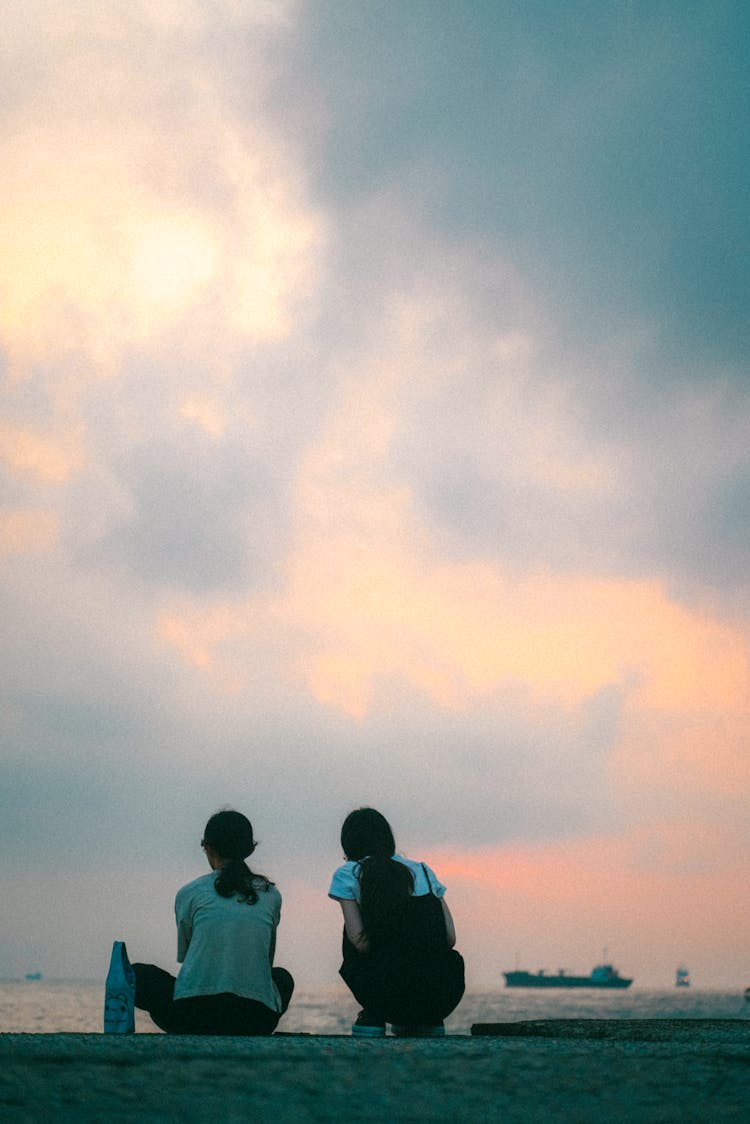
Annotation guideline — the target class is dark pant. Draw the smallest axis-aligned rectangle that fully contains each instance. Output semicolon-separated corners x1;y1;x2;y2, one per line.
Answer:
133;963;294;1035
340;948;465;1026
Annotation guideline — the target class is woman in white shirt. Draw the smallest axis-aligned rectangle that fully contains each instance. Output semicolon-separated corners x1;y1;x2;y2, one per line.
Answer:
329;807;465;1037
133;810;293;1035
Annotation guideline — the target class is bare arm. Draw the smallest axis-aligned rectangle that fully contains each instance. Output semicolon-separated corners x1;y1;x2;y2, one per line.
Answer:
339;899;370;953
175;895;192;963
442;898;456;948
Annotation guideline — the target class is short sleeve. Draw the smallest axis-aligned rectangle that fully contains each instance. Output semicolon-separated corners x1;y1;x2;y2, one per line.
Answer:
328;861;361;900
421;862;447;898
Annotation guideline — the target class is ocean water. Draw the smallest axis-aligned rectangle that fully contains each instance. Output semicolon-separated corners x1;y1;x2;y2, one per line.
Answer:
1;981;748;1035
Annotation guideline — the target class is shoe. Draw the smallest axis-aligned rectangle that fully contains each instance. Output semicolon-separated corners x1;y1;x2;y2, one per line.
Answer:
104;940;136;1034
390;1023;445;1037
352;1010;386;1037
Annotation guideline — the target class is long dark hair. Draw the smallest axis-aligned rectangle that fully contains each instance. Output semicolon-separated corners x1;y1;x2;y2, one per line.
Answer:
203;810;272;905
341;808;413;942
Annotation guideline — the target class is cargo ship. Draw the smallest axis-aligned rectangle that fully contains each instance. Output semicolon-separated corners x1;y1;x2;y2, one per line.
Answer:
503;963;632;989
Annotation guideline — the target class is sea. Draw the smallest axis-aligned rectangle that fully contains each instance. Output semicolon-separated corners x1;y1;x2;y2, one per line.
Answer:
1;982;748;1035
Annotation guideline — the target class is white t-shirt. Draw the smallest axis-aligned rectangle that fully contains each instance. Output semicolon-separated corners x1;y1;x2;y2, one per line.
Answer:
173;871;282;1010
328;854;447;901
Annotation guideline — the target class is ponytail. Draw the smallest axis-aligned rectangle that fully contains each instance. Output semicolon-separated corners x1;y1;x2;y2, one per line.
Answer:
214;857;272;905
359;854;414;942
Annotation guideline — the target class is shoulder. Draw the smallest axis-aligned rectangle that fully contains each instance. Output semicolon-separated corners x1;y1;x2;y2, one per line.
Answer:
394;855;447;898
175;871;215;906
258;880;282;905
251;880;281;919
328;860;362;900
177;871;215;896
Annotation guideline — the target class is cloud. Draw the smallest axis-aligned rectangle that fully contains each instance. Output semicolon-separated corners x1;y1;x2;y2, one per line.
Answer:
0;0;323;385
294;1;750;365
0;509;60;555
153;300;750;726
0;0;327;595
0;422;84;483
1;1;748;990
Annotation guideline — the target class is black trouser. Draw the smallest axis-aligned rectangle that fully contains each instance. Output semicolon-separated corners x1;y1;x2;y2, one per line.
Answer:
133;963;294;1035
340;948;465;1025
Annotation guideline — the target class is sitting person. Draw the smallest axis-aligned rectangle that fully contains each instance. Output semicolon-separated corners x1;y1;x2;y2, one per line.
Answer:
133;809;293;1035
329;807;465;1037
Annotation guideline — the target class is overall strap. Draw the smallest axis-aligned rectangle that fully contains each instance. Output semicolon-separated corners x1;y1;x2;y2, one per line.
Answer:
420;863;434;897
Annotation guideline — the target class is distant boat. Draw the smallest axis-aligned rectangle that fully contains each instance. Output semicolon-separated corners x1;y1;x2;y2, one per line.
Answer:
744;987;750;1003
25;972;43;981
503;964;632;989
675;967;690;987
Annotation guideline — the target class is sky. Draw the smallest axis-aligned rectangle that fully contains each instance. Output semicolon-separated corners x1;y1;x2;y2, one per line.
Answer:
1;0;749;993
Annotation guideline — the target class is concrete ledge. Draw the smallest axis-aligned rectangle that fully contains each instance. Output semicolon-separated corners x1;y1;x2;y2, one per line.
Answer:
2;1027;749;1122
471;1017;750;1042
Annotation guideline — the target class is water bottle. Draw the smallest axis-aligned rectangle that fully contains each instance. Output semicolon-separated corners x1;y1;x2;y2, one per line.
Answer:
104;940;135;1033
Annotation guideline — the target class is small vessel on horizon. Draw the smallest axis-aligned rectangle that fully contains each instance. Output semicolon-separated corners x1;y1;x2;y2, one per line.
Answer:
503;963;632;989
24;972;43;981
675;967;690;987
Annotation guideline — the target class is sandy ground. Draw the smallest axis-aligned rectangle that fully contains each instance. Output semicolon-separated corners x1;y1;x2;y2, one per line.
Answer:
1;1021;748;1122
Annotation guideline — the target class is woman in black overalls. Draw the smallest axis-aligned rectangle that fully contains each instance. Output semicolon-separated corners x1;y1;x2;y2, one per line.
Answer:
328;807;465;1037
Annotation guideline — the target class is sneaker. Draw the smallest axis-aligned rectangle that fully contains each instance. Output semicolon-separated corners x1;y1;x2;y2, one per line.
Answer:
390;1022;445;1038
104;940;136;1034
352;1010;386;1038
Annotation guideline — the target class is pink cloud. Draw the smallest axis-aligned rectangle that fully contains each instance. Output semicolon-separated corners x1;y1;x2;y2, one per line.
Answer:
0;423;84;483
0;509;60;555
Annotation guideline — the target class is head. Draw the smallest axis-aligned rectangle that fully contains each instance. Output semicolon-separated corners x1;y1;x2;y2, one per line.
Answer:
341;807;396;862
202;810;271;904
202;810;256;864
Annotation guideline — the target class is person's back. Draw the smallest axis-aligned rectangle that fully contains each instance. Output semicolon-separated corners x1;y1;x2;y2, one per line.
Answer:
371;879;451;963
329;807;465;1036
175;870;282;1012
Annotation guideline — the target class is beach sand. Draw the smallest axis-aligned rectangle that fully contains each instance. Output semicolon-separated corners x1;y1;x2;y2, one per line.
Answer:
1;1020;748;1122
